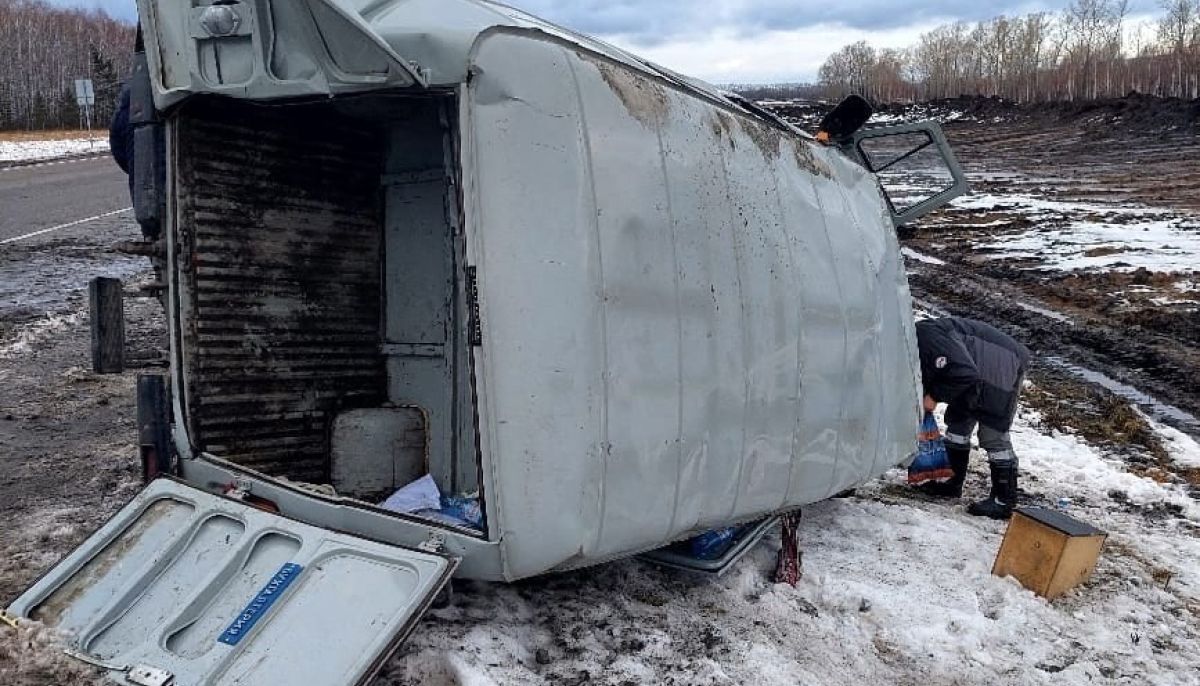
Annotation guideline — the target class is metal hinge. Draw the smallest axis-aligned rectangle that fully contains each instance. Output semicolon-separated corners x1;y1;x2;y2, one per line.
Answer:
466;266;482;346
128;665;175;686
63;650;174;685
225;477;254;501
418;533;447;554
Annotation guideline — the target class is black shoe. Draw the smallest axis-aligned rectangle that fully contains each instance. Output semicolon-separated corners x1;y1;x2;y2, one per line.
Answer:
919;480;963;498
918;446;970;498
968;460;1017;520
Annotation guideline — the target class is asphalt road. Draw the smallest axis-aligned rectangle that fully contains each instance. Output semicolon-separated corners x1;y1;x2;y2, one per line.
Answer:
0;156;130;244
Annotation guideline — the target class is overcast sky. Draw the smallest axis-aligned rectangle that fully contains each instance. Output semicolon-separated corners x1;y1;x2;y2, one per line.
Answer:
50;0;1163;83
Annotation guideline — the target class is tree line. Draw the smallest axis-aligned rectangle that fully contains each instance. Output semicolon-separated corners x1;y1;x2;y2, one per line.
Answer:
0;0;134;131
818;0;1200;103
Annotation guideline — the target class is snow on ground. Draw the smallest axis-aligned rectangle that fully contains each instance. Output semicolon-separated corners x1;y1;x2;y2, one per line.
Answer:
952;193;1200;274
386;408;1200;685
1147;418;1200;470
870;106;966;126
0;137;108;164
0;312;83;359
901;247;946;265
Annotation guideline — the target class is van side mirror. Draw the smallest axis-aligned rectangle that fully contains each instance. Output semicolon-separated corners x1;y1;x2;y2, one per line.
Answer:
850;122;969;228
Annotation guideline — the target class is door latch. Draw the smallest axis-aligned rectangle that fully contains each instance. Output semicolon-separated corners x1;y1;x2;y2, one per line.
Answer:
128;664;175;686
64;649;175;685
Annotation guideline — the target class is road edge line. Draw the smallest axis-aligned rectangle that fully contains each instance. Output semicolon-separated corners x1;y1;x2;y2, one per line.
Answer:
0;207;133;246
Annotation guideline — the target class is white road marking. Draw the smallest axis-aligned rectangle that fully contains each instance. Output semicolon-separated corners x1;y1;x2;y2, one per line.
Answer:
0;154;108;173
0;207;133;246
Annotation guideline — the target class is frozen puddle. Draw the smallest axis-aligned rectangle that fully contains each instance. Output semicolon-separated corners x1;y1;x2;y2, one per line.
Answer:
1045;356;1200;436
0;251;145;323
954;193;1200;273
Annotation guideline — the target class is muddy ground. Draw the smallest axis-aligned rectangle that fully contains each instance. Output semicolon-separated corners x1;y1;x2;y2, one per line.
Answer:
922;98;1200;494
0;96;1198;683
777;95;1200;481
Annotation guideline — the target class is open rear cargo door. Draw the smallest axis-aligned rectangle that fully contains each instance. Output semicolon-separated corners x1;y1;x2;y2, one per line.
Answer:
5;478;456;686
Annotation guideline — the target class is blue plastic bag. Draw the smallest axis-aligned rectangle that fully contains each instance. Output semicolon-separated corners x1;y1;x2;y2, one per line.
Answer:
439;495;484;530
908;411;954;485
689;527;739;560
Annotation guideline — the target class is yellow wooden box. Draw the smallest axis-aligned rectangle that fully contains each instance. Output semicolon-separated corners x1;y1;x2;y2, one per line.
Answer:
992;507;1107;599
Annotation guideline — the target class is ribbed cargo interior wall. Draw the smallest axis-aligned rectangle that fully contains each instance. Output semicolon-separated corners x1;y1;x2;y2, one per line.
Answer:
174;98;386;483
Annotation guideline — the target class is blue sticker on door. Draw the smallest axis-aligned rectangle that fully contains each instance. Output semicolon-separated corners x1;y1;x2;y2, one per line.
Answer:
218;563;304;646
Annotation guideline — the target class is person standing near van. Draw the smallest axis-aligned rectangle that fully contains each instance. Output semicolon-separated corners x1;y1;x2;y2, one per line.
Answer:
914;316;1031;520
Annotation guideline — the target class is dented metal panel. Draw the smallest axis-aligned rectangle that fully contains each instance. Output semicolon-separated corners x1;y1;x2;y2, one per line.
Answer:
175;98;386;483
5;479;456;686
464;33;922;579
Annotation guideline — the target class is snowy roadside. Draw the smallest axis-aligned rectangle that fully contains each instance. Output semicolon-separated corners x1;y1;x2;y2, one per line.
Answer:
384;407;1200;686
0;138;109;165
0;334;1196;686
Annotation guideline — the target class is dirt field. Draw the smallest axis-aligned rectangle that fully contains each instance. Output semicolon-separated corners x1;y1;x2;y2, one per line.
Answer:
776;95;1200;464
0;130;94;143
1;97;1198;684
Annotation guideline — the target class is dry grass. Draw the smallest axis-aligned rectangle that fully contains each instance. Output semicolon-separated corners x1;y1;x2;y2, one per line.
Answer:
1023;374;1200;488
1024;379;1169;461
0;129;98;143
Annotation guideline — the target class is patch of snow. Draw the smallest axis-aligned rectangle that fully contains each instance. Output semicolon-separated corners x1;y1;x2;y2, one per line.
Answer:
0;312;83;359
1015;411;1197;519
386;409;1200;685
867;112;906;125
0;137;108;164
1144;414;1200;469
901;247;946;265
953;193;1200;273
1016;301;1073;323
1175;280;1199;293
868;107;966;126
1149;296;1199;307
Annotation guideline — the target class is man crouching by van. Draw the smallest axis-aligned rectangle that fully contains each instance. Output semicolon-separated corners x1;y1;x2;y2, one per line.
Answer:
915;317;1032;520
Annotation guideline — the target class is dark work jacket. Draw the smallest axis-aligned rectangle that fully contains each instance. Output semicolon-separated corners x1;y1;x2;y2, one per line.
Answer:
109;82;134;198
915;317;1031;432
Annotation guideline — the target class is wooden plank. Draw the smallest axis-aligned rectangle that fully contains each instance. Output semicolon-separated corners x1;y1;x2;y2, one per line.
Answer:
89;277;125;374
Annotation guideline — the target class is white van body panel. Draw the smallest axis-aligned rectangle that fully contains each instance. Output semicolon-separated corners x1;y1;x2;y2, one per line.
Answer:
465;31;921;579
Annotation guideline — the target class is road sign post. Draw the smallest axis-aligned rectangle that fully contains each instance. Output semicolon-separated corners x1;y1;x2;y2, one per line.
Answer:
74;78;96;148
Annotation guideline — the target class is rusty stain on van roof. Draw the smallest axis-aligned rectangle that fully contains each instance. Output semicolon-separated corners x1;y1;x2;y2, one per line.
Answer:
593;58;669;128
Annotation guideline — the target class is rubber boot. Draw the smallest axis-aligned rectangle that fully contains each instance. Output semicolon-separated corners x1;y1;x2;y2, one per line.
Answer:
968;460;1017;520
918;446;970;498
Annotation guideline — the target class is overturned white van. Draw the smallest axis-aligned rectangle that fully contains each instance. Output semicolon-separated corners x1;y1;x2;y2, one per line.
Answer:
6;1;968;683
